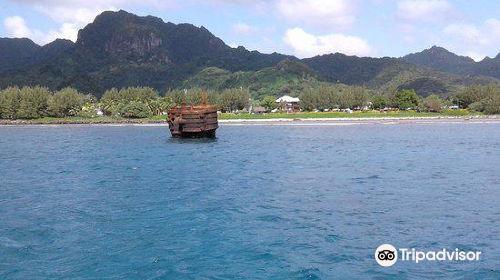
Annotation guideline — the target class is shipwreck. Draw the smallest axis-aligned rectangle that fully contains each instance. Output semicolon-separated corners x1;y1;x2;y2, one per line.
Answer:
167;90;218;138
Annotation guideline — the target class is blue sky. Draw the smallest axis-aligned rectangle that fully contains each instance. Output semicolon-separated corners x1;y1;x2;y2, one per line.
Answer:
0;0;499;61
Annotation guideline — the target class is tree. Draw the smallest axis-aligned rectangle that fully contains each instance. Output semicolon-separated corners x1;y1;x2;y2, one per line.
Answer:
300;88;318;111
120;101;152;118
217;88;250;112
18;86;50;119
0;87;21;119
384;86;399;108
101;88;119;115
184;88;204;106
469;89;500;115
119;87;158;103
336;85;351;109
371;95;386;110
335;84;369;109
456;85;494;108
147;97;173;115
48;87;84;117
394;89;420;109
165;89;186;106
350;86;369;108
259;96;277;110
483;93;500;115
423;94;443;112
316;85;338;110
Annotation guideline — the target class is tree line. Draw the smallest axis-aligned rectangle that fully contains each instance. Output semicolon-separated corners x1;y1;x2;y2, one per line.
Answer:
289;84;500;114
0;86;94;119
0;86;252;119
1;84;499;119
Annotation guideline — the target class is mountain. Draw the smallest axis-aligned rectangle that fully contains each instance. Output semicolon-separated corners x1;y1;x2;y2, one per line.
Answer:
30;39;74;65
0;38;40;71
400;46;500;79
0;10;291;95
473;55;500;80
0;38;74;72
304;53;409;85
303;52;497;97
0;10;498;98
400;46;475;75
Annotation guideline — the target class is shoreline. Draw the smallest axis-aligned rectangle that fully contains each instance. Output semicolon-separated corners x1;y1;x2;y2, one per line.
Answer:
0;115;499;126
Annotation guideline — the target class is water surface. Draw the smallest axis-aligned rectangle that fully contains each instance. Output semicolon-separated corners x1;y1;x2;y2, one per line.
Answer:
0;123;499;279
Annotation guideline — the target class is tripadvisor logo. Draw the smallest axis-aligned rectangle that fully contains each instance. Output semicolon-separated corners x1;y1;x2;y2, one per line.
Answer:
375;244;398;266
375;244;482;267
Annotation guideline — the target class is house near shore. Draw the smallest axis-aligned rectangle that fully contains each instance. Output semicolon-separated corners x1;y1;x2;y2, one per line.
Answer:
252;106;267;114
276;95;300;112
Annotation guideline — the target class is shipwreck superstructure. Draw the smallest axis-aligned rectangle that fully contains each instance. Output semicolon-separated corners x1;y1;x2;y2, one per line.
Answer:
167;90;218;138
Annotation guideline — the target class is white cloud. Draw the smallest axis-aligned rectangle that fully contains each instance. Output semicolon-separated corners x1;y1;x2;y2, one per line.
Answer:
35;6;115;42
3;6;113;44
276;0;356;30
3;14;98;44
230;22;275;37
443;23;487;45
36;6;112;24
485;18;500;37
397;0;452;22
230;22;257;36
4;0;119;44
4;16;31;38
441;18;500;61
283;27;374;58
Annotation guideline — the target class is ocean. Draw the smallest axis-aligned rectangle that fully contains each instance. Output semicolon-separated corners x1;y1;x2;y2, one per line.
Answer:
1;123;499;279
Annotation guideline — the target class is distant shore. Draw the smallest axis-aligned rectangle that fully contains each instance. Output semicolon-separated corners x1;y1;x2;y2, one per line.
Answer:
1;115;499;126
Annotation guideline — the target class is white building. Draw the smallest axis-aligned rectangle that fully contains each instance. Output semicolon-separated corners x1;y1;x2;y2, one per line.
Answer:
276;95;300;112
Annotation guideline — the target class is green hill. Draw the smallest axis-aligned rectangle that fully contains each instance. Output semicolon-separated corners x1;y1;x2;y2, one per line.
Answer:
183;60;325;99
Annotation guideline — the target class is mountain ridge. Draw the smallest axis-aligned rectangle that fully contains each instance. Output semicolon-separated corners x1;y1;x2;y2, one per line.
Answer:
400;46;500;79
0;10;498;97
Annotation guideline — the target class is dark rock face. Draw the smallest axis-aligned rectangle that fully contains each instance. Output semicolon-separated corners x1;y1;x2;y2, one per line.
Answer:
0;38;41;71
104;31;163;58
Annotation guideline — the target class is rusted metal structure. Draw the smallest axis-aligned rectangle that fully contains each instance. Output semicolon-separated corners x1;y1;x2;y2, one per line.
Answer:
167;89;218;138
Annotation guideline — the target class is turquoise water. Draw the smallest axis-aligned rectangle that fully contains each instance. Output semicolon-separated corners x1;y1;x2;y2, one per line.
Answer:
0;124;499;279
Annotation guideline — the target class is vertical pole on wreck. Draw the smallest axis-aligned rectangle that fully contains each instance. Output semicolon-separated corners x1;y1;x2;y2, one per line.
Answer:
202;88;207;106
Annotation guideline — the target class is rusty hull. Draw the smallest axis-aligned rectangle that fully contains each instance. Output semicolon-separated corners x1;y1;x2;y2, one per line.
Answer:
167;91;218;138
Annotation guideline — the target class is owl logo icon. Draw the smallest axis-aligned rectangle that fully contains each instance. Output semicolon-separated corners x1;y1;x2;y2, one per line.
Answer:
378;250;396;261
375;244;398;266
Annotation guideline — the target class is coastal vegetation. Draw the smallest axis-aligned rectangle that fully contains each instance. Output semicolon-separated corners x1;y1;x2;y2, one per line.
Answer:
0;86;251;120
296;84;499;114
0;83;498;122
